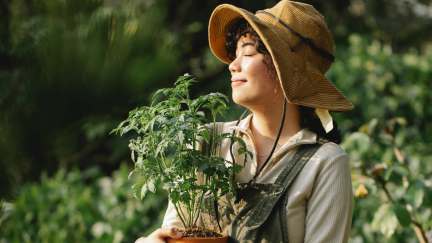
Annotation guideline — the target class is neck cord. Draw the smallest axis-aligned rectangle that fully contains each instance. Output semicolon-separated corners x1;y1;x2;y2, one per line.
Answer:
251;99;287;182
228;100;288;184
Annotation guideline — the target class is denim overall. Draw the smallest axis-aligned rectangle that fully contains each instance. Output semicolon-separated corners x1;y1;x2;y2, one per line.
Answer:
199;141;325;243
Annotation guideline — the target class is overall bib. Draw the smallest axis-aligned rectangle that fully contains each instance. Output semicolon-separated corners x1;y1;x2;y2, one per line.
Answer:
199;141;326;243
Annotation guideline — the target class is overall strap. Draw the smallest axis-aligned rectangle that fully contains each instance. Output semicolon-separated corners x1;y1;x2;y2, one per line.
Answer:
278;141;326;242
235;143;323;231
225;142;324;243
275;143;322;188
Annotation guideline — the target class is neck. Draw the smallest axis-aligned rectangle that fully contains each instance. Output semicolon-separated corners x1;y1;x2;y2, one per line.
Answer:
249;101;301;145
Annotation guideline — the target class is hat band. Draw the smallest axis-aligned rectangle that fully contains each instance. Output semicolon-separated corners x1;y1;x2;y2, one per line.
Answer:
255;10;335;62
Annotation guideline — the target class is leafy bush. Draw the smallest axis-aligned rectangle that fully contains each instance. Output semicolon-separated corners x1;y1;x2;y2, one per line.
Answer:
328;34;432;242
0;165;167;243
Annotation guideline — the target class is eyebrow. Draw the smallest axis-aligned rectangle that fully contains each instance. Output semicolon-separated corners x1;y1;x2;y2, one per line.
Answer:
240;42;256;48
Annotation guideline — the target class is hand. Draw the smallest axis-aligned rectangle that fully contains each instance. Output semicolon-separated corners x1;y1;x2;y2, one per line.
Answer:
135;227;183;243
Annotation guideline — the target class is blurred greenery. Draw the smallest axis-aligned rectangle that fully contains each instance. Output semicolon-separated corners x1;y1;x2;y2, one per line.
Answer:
1;0;431;242
0;165;166;242
330;35;432;242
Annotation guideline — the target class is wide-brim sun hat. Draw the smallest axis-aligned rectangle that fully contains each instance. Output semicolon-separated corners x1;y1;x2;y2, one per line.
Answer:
208;0;354;114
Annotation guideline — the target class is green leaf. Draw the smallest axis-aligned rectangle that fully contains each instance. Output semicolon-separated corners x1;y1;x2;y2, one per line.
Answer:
385;165;407;184
140;184;148;200
170;191;180;204
405;180;425;208
147;180;156;193
423;186;432;207
384;166;393;181
371;204;398;238
392;203;411;227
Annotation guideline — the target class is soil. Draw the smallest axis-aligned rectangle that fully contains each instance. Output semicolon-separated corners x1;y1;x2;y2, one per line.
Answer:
180;227;223;238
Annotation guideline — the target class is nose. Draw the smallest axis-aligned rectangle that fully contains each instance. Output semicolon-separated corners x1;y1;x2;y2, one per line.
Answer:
228;56;241;73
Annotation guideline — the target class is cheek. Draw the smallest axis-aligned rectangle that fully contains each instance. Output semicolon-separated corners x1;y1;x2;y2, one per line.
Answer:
243;59;267;79
240;58;254;72
263;58;278;82
244;60;277;89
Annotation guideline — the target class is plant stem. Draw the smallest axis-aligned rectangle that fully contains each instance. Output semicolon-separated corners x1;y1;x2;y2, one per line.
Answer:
377;177;394;203
188;190;195;228
412;220;429;243
186;190;193;228
193;191;205;226
211;111;217;157
172;201;187;229
213;191;222;232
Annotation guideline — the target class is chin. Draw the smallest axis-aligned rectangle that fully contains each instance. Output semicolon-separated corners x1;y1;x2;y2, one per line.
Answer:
232;94;255;108
232;93;245;105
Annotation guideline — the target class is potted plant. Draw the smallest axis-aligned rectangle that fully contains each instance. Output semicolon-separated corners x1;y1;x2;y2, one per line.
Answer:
113;74;250;242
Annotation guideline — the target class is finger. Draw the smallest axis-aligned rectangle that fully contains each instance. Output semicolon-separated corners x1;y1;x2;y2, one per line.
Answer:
157;227;183;239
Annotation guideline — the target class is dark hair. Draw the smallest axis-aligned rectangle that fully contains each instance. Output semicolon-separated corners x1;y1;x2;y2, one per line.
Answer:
299;106;342;144
225;19;269;60
225;18;342;144
225;18;277;80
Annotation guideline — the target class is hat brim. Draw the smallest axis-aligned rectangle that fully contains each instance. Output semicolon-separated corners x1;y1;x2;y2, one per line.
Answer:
208;4;276;65
208;4;354;111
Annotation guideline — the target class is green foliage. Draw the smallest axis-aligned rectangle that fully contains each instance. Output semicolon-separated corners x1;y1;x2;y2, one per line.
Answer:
0;0;182;197
329;35;432;242
0;165;167;243
113;74;249;230
2;0;431;199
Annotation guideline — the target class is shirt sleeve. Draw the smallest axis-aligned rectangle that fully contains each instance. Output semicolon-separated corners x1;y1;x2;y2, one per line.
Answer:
304;152;353;243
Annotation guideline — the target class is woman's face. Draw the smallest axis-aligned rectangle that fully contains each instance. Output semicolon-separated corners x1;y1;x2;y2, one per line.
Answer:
228;33;282;109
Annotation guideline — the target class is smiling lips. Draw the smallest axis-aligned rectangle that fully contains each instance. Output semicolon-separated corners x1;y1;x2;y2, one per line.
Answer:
231;78;247;86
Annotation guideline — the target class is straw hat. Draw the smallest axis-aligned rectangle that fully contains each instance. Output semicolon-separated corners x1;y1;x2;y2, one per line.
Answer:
208;0;354;117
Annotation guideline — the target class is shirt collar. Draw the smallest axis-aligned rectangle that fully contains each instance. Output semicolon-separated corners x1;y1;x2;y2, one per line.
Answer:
236;113;253;133
232;113;318;148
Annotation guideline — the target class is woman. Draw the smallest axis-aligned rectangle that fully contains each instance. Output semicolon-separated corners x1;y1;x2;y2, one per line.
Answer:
137;1;354;242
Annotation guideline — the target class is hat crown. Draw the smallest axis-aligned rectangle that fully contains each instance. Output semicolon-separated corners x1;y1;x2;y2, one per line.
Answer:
260;0;334;72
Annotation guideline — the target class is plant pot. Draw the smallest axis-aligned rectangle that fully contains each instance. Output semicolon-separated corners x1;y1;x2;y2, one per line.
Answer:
167;236;228;243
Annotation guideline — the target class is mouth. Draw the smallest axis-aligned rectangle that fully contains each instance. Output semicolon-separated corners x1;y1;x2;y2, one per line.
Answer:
231;79;247;86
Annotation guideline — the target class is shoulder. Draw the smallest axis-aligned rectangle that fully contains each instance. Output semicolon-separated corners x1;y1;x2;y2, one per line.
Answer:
299;141;352;200
306;141;350;177
314;141;348;163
